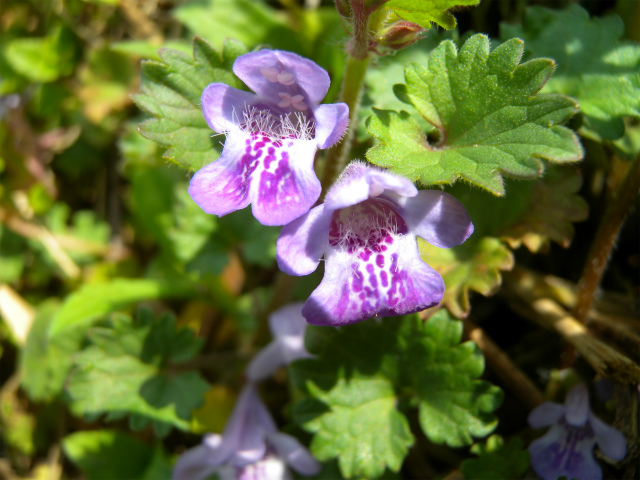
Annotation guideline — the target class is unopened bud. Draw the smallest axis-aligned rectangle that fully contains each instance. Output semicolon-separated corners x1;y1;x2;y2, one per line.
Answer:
377;20;426;50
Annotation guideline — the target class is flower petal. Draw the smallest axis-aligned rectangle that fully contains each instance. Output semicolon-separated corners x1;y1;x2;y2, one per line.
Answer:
249;137;321;225
314;103;349;149
268;303;306;338
303;234;444;326
277;205;332;275
220;385;274;467
188;131;253;216
528;401;565;429
267;432;321;476
246;342;287;382
529;422;600;480
172;443;219;480
324;162;417;211
397;190;474;248
590;412;626;461
202;83;258;133
565;383;590;426
234;50;330;107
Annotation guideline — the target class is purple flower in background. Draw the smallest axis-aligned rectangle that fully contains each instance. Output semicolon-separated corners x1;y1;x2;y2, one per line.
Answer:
528;383;626;480
246;303;312;382
173;384;320;480
276;162;473;326
189;50;349;226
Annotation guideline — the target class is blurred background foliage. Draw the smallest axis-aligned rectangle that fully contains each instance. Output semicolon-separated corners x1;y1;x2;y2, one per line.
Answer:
0;0;638;479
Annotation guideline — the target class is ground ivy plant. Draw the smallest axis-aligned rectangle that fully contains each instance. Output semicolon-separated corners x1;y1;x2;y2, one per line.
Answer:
1;1;638;480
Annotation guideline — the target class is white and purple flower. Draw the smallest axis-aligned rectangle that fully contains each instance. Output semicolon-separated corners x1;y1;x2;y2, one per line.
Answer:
189;50;349;226
528;383;626;480
172;384;320;480
246;303;312;382
276;162;474;326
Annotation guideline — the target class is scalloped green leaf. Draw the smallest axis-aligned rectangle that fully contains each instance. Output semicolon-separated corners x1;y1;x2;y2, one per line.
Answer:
501;5;640;140
298;376;413;479
291;314;502;477
133;37;246;171
366;34;583;195
385;0;480;30
461;435;529;480
65;310;209;436
404;311;503;446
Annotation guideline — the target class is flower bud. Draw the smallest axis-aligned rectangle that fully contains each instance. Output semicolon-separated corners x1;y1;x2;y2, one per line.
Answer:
335;0;352;19
377;20;426;50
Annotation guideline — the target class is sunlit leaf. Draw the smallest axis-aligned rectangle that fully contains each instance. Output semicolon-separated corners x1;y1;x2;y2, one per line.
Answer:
48;278;198;336
501;5;640;140
385;0;479;30
367;34;583;195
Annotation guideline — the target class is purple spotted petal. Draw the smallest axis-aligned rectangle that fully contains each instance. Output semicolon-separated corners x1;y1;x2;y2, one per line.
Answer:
172;442;219;480
590;412;626;460
529;421;601;480
314;103;349;149
233;50;330;107
324;162;417;211
202;83;257;133
302;234;444;326
249;137;320;226
188;131;253;217
267;432;321;476
528;402;565;429
277;205;332;275
398;190;474;248
565;383;590;426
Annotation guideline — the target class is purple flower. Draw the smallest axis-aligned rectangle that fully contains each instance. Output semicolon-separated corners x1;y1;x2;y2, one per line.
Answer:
173;384;320;480
189;50;349;226
528;383;626;480
246;303;313;382
276;162;474;326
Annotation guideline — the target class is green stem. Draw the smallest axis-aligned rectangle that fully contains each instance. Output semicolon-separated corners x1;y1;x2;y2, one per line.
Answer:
573;156;640;323
320;55;370;192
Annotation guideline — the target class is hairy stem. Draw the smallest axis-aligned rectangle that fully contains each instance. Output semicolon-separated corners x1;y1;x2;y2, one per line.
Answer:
573;156;640;323
321;55;370;193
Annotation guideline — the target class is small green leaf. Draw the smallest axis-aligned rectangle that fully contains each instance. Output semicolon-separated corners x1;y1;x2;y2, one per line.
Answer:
296;376;413;479
385;0;479;30
420;237;514;318
461;435;530;480
133;37;246;171
66;310;209;435
405;311;503;446
4;25;78;82
20;300;84;402
48;278;198;336
173;0;294;51
501;5;640;140
62;430;171;480
291;314;502;477
367;34;583;195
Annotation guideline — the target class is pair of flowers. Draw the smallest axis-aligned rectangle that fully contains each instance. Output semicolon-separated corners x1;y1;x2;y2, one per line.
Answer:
189;49;474;326
173;305;319;480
